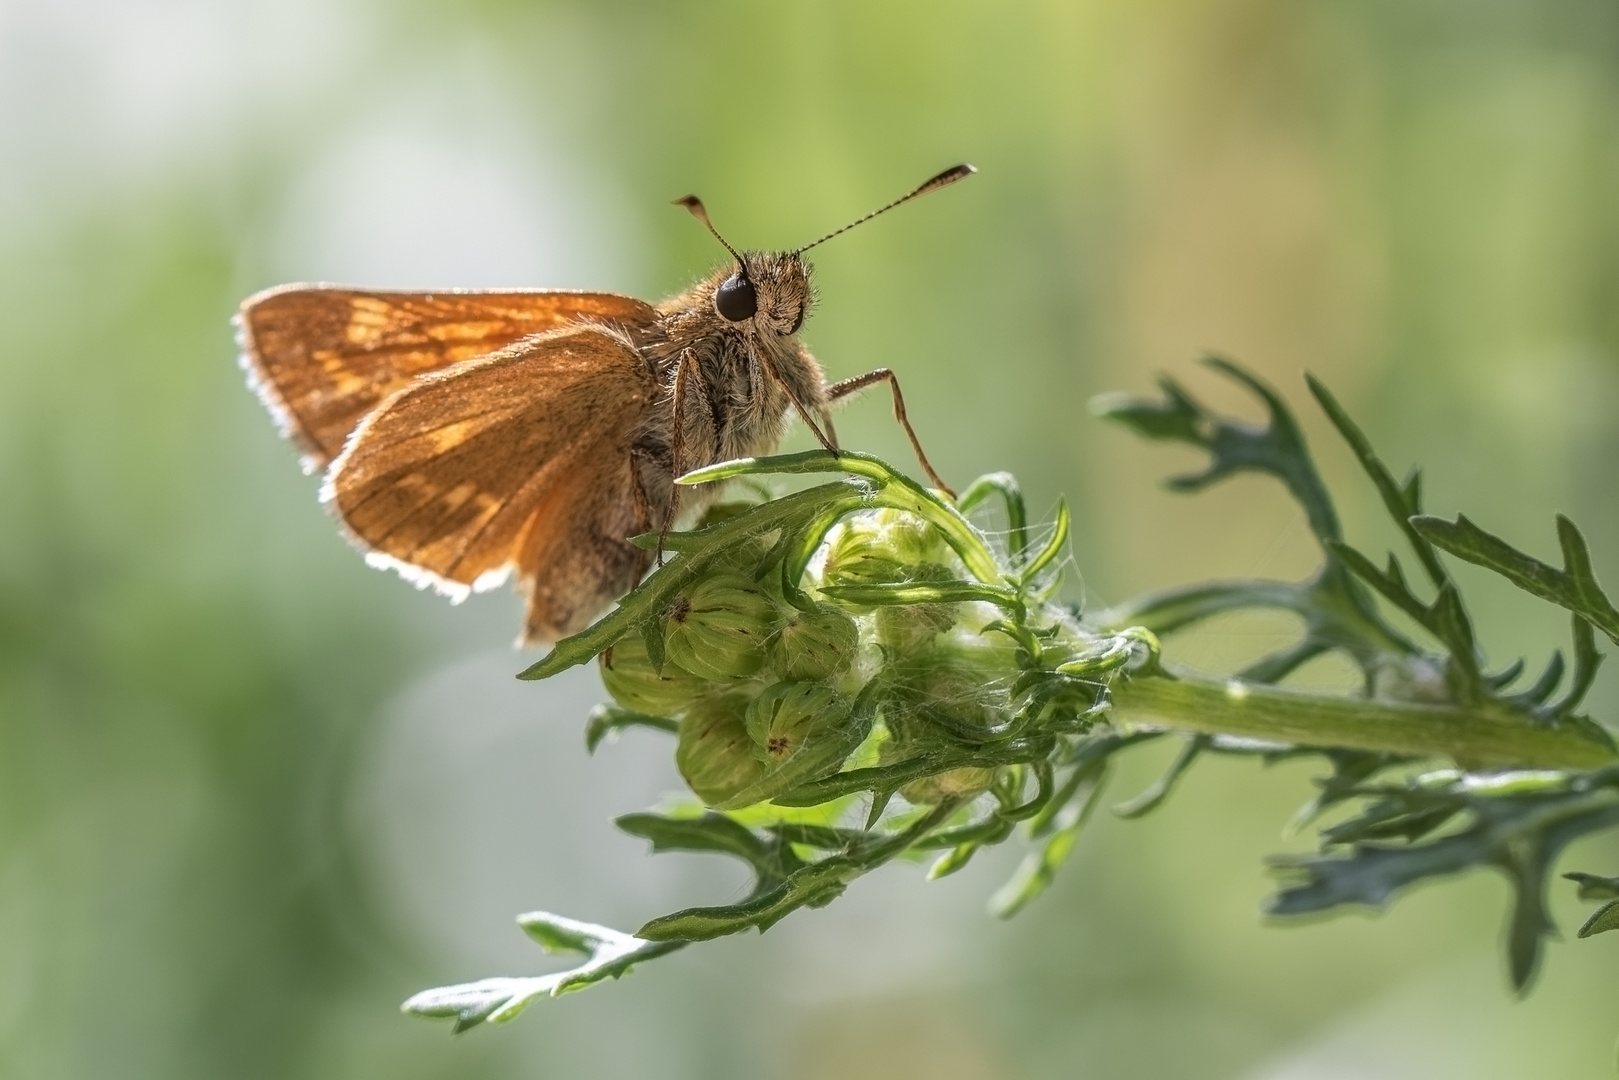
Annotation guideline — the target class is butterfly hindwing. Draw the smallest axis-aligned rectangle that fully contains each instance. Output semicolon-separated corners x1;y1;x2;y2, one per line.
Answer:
324;324;659;642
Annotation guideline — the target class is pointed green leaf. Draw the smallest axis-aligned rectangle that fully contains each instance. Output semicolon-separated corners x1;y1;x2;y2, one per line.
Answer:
1576;899;1619;938
615;812;794;878
1411;514;1619;646
585;705;678;753
819;579;1020;609
1307;375;1447;587
927;842;980;880
958;471;1029;560
1017;499;1070;586
1112;734;1208;819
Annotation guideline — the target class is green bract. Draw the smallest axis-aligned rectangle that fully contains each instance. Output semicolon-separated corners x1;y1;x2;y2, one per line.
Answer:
871;563;960;652
409;365;1619;1047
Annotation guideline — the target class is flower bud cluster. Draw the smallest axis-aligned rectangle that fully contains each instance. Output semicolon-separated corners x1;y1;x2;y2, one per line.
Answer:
596;502;1054;811
597;559;867;808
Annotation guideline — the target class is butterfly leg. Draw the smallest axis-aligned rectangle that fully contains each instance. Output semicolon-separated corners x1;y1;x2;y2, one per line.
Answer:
657;353;699;565
749;341;838;454
825;368;954;499
818;405;840;451
627;447;658;534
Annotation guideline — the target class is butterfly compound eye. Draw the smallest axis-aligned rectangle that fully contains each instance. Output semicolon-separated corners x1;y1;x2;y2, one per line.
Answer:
715;273;757;322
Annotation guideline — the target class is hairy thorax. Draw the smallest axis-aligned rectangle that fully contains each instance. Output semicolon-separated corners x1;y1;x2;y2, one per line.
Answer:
627;252;827;522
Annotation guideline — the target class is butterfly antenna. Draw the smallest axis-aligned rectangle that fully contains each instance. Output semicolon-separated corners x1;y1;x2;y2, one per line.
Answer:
674;194;746;269
793;163;976;255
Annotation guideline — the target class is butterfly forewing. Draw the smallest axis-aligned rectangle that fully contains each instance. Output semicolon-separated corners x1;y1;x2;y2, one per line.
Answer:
325;325;658;642
237;286;657;470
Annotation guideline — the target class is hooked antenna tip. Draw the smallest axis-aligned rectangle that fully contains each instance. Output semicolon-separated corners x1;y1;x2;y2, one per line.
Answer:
674;194;744;265
793;162;977;255
925;163;977;191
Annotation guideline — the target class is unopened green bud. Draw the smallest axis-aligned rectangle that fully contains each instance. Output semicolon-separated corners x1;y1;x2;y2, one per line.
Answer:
598;634;708;715
663;573;780;681
822;544;907;594
745;681;851;764
676;694;766;806
882;513;949;565
769;604;860;682
822;510;946;596
705;681;872;809
901;766;999;805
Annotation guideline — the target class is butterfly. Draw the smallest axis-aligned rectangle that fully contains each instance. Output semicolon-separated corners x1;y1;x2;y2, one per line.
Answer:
237;164;972;644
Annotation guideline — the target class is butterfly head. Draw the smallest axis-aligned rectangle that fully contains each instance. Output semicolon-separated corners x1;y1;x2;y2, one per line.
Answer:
714;251;811;337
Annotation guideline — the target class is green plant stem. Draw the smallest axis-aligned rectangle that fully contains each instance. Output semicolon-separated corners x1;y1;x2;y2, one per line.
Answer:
1110;669;1617;771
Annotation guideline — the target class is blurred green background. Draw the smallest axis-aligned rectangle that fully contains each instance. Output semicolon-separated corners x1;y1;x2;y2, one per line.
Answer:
4;0;1619;1076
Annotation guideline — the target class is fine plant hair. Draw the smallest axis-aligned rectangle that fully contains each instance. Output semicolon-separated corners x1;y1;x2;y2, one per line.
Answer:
401;359;1619;1036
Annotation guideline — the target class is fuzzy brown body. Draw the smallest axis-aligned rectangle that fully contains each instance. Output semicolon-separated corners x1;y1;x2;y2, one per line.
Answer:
237;252;824;645
630;252;825;523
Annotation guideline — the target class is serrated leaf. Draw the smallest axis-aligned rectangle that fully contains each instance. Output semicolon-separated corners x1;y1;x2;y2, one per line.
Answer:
1411;514;1619;647
1093;579;1311;635
402;915;682;1031
1507;653;1565;711
1239;638;1332;686
1327;540;1481;696
638;860;858;941
636;801;961;942
1030;747;1124;838
1270;784;1619;990
1330;543;1431;626
1484;657;1526;691
1550;616;1604;720
517;911;610;954
1095;359;1343;545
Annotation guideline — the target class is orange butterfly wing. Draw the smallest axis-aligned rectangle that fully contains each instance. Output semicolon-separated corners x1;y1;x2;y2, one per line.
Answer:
325;324;658;644
236;285;658;471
